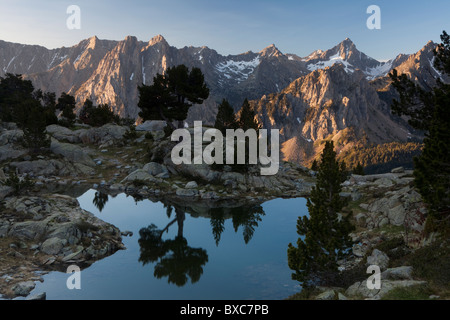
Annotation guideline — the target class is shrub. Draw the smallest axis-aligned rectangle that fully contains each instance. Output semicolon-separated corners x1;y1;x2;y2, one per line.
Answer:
5;171;35;195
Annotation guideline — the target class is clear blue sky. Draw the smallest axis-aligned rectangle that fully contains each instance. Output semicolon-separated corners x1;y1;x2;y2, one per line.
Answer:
1;0;449;61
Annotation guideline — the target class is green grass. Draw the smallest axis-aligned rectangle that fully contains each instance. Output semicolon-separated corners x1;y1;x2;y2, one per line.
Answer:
381;284;433;300
378;224;405;235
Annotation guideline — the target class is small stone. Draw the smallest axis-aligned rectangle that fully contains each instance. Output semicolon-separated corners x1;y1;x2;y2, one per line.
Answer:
391;167;405;174
185;181;198;189
176;188;199;197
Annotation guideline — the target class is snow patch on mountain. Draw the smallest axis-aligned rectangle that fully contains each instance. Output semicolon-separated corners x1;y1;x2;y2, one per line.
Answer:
366;61;394;80
142;56;146;84
429;56;443;79
4;56;16;73
215;56;260;83
306;52;354;74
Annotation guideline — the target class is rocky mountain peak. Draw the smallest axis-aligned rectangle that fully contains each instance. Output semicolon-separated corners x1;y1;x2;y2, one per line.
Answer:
259;44;283;58
86;36;99;50
148;34;168;47
124;35;138;43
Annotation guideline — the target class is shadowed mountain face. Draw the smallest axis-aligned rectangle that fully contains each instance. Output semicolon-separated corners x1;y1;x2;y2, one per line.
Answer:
0;35;443;165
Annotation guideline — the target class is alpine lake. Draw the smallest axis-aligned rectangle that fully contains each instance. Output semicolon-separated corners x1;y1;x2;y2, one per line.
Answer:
28;189;308;300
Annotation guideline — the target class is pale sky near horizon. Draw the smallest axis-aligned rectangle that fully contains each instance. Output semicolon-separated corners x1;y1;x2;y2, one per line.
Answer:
0;0;449;61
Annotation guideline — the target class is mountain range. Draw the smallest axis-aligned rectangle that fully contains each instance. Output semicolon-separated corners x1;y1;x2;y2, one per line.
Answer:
0;35;446;166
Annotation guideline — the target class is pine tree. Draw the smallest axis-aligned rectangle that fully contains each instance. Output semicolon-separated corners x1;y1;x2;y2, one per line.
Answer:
34;90;58;125
138;65;209;129
56;92;76;127
22;103;51;154
390;31;450;231
80;99;119;127
288;141;355;288
0;74;35;125
238;98;260;131
413;80;450;231
214;99;237;134
311;159;319;172
353;162;365;175
79;99;94;124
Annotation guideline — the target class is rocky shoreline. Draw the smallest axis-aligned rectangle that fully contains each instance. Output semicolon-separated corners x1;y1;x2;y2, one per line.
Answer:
0;193;124;299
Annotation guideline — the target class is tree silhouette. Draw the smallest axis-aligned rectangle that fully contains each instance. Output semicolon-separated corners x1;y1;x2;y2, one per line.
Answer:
209;204;265;246
0;74;51;154
92;191;109;212
56;92;76;127
0;74;36;125
138;206;208;287
214;98;237;134
138;65;209;130
238;98;260;131
390;31;450;231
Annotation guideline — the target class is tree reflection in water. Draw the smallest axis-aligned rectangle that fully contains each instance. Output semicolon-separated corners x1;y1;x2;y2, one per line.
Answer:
137;199;266;287
138;204;208;287
92;191;109;212
209;204;265;246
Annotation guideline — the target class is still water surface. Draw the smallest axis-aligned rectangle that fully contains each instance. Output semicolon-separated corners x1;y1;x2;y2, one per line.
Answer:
31;190;308;300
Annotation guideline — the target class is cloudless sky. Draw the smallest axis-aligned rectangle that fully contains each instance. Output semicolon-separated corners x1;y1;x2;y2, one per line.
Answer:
0;0;449;61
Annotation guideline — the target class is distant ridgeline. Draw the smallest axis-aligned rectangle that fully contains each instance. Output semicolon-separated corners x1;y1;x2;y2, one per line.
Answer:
338;142;424;174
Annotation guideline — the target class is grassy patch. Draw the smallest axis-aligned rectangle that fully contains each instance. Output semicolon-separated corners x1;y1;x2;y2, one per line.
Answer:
378;224;404;236
344;197;368;214
407;240;450;287
381;284;433;300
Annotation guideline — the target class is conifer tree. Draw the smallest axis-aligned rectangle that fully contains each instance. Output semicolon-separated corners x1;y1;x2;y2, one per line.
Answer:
288;141;355;287
0;74;51;154
311;159;319;172
56;92;76;127
0;74;35;125
238;98;260;131
22;103;51;154
390;31;450;231
138;65;209;129
214;99;237;134
353;162;365;175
